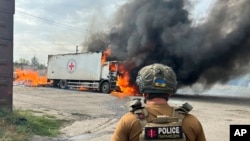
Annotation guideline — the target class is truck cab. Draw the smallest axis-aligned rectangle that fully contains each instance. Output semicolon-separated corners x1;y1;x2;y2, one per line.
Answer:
100;61;120;93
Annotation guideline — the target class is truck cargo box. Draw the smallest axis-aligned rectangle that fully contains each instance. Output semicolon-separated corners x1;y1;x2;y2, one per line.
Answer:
47;52;102;81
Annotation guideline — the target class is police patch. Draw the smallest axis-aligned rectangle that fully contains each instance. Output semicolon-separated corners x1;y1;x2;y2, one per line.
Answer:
144;126;183;140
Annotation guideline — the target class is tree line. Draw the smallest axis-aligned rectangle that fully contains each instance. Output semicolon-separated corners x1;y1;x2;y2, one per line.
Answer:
14;56;46;70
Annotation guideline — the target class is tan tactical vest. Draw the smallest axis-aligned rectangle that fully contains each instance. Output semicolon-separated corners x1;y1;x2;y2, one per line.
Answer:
130;99;192;141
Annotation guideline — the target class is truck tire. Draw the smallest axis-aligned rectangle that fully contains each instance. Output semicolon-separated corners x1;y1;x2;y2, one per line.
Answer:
59;80;68;89
100;82;110;93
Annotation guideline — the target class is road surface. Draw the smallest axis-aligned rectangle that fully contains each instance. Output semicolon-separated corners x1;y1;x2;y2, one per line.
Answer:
13;86;250;141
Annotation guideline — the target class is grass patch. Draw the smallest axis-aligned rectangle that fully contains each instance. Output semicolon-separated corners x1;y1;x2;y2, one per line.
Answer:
0;109;63;140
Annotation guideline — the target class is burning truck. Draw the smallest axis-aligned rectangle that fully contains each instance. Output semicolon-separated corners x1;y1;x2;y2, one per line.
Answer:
46;51;123;93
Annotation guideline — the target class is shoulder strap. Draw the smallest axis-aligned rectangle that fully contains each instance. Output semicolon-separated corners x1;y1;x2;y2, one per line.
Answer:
173;102;193;122
134;108;148;128
172;107;185;122
175;102;193;114
129;98;144;112
129;98;148;128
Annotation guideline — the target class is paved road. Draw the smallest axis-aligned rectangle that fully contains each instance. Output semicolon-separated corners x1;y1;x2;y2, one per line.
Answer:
13;86;250;141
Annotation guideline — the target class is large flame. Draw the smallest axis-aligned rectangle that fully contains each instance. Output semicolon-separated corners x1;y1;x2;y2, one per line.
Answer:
117;71;137;95
101;48;138;97
13;69;48;86
111;63;139;97
101;48;111;64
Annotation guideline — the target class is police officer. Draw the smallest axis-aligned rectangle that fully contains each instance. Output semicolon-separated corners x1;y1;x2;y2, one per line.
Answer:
112;63;206;141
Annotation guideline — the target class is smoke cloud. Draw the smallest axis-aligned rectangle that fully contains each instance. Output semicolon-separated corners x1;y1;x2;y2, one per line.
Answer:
84;0;250;89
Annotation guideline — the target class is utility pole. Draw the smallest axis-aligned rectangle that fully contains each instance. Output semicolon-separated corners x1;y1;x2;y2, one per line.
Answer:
76;45;78;54
0;0;15;111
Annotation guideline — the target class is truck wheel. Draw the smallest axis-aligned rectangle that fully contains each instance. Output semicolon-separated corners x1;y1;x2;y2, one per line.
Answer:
101;82;110;93
59;80;68;89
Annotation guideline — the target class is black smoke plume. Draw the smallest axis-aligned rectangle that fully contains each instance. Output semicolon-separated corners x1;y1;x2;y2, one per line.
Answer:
84;0;250;89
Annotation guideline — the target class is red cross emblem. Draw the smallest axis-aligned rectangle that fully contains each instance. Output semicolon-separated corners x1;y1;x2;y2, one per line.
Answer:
147;129;157;138
67;59;76;73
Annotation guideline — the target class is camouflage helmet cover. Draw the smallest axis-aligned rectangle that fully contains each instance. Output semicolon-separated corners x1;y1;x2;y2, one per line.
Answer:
136;63;177;94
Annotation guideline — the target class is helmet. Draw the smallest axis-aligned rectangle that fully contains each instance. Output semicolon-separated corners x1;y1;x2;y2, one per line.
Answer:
136;63;177;94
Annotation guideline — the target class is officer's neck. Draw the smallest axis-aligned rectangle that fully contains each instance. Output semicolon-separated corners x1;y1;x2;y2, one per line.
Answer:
146;98;168;105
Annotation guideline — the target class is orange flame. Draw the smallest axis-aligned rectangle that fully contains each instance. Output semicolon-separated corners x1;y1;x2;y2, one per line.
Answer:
100;48;139;97
111;64;139;97
101;48;111;64
117;71;137;95
78;87;88;91
109;64;117;71
13;69;48;86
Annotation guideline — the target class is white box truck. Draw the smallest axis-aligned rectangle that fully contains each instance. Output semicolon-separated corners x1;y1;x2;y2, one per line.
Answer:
47;52;121;93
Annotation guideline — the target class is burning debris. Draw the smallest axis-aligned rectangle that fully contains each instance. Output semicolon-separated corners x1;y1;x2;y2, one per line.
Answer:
13;69;49;87
83;0;250;90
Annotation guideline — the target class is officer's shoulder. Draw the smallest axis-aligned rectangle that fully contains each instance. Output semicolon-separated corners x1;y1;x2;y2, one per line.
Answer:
182;113;202;125
174;102;193;114
121;112;140;121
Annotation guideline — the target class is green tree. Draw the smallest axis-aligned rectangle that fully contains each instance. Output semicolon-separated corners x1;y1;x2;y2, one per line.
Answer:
31;56;39;67
13;58;30;70
37;64;47;70
18;58;30;65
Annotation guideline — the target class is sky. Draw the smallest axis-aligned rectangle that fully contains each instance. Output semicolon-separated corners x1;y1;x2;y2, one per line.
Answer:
14;0;127;64
13;0;250;96
14;0;214;65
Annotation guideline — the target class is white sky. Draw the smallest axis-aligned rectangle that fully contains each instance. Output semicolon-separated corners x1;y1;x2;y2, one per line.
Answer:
14;0;127;64
14;0;214;65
